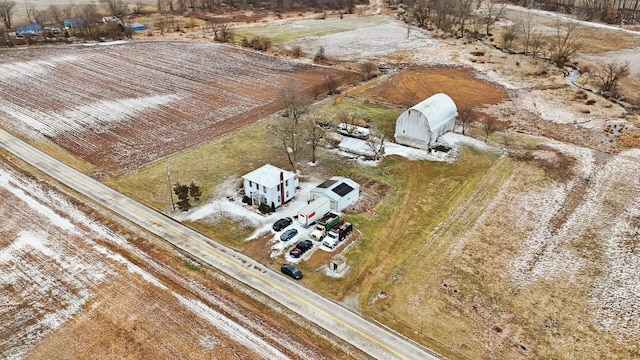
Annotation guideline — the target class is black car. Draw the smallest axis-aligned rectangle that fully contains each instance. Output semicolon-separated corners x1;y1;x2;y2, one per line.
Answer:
281;264;303;279
272;217;293;231
289;240;313;258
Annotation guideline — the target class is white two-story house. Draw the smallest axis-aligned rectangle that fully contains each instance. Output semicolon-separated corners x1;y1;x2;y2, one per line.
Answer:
242;164;298;209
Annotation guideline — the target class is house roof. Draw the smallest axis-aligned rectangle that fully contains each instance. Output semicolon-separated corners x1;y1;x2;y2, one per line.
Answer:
408;93;457;130
125;21;147;30
311;176;359;201
242;164;295;189
16;22;43;32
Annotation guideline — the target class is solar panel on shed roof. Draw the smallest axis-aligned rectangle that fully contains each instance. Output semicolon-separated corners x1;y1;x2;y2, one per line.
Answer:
332;182;354;197
318;179;338;188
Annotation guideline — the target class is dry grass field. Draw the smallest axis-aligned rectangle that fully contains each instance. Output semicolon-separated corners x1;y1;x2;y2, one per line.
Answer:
0;158;360;360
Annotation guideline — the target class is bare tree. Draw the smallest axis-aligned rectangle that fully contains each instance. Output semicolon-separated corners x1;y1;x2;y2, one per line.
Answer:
313;46;326;63
529;30;545;58
324;74;339;95
481;115;501;142
47;4;63;26
0;0;16;29
454;0;474;37
134;1;144;13
596;61;630;93
501;22;521;51
101;0;128;18
24;1;35;22
337;110;359;137
61;3;75;22
413;2;430;27
479;0;506;35
520;12;535;55
303;112;330;164
359;61;376;81
549;20;582;67
211;21;233;42
280;86;309;127
80;3;101;39
456;104;476;135
365;130;385;160
270;115;302;171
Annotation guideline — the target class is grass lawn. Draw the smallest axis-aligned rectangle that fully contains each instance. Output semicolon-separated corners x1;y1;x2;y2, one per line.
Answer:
313;97;403;139
234;15;388;44
300;149;502;302
103;113;289;211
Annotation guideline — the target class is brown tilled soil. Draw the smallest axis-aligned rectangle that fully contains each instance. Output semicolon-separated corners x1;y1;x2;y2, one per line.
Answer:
357;66;509;109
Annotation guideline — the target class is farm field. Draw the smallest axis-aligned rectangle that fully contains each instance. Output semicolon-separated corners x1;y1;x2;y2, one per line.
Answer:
234;15;389;44
280;16;438;61
366;144;640;359
3;4;640;360
356;66;509;109
0;157;358;359
0;41;356;174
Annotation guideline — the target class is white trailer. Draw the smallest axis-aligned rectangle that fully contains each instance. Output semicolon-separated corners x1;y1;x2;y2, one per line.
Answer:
298;197;330;227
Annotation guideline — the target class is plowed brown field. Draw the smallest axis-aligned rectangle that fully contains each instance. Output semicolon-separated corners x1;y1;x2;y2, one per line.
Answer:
0;41;356;174
358;66;508;108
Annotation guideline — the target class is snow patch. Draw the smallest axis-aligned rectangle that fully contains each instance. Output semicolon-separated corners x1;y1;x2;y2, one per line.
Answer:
175;294;290;360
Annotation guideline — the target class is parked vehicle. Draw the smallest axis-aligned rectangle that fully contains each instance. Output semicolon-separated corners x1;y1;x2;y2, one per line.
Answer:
289;240;313;258
337;123;370;139
272;217;292;231
280;264;303;279
310;212;340;241
297;197;330;227
323;222;353;250
280;228;298;242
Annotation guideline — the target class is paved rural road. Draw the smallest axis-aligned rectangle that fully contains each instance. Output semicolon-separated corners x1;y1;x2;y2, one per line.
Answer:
0;128;441;360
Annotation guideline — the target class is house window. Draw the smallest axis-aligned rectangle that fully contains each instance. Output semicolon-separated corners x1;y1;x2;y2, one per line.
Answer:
286;191;289;198
278;195;281;203
249;180;253;187
262;185;266;192
277;184;280;191
255;182;258;189
285;180;289;186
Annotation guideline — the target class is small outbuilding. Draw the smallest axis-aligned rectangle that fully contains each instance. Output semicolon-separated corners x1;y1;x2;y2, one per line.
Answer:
394;93;457;150
310;176;359;212
328;254;348;275
242;164;298;209
125;21;147;31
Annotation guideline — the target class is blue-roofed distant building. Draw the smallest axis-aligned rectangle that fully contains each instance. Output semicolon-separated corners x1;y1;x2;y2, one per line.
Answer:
64;18;85;28
16;21;43;36
125;22;147;31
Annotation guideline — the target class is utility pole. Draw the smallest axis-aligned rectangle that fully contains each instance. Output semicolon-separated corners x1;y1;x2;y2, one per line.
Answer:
167;168;175;211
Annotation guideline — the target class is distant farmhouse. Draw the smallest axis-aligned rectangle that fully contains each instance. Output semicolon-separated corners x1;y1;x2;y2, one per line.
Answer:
310;176;360;211
394;93;458;150
242;164;298;208
16;21;43;36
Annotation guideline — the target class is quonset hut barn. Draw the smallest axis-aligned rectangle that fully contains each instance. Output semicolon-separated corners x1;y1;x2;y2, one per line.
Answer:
394;93;457;149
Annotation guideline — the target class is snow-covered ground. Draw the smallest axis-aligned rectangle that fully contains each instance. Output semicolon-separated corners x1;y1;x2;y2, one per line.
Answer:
285;18;438;61
335;131;498;162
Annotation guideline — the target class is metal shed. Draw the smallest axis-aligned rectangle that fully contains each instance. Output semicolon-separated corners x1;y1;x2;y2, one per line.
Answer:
394;93;457;149
310;176;360;212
